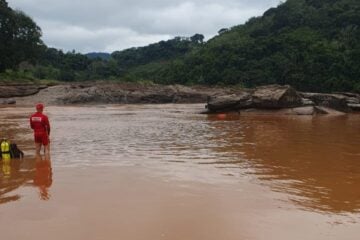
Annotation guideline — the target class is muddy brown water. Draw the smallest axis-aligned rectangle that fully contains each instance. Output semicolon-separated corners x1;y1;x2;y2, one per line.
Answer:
0;104;360;240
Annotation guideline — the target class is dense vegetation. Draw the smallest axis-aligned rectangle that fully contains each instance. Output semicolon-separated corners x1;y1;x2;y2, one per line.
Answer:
31;36;203;82
134;0;360;92
0;0;43;72
1;0;359;92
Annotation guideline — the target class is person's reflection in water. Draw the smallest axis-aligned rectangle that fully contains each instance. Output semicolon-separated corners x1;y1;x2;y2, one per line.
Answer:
0;157;24;204
33;155;52;200
2;157;11;179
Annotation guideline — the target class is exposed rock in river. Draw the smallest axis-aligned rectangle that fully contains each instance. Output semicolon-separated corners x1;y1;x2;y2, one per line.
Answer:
348;104;360;111
252;85;302;109
1;83;359;115
207;85;302;112
5;83;235;106
0;85;47;98
0;98;16;105
299;92;350;112
206;84;359;115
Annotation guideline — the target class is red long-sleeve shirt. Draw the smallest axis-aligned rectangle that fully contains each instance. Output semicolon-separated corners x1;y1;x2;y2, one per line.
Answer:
30;112;50;135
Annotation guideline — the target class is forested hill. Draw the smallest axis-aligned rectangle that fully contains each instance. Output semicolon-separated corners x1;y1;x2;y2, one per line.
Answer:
133;0;360;92
112;35;204;69
86;52;111;60
1;0;360;93
0;0;203;82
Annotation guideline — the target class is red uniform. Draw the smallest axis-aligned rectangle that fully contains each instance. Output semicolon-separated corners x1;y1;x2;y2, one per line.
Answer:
30;112;50;146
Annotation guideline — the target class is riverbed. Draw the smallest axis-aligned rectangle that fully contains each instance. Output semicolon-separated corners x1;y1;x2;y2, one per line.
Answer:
1;104;360;240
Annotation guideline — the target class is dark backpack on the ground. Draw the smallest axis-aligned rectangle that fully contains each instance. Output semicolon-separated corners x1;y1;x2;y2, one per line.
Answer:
10;143;24;159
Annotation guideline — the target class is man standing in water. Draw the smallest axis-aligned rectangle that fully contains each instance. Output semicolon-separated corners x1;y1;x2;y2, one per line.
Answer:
30;103;51;158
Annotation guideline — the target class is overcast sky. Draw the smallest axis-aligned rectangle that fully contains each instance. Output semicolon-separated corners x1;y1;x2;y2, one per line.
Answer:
8;0;281;53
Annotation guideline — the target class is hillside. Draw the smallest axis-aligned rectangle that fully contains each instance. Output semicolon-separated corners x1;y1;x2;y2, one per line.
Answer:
86;52;111;60
1;0;360;93
128;0;360;92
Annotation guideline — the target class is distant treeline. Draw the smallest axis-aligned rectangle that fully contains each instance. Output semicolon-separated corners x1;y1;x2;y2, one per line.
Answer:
1;0;359;93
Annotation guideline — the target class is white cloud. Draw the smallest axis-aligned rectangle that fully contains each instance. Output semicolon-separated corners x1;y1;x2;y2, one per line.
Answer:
40;20;171;53
7;0;281;53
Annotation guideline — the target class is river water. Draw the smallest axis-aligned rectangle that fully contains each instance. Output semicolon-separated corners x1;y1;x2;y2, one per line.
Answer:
1;104;360;240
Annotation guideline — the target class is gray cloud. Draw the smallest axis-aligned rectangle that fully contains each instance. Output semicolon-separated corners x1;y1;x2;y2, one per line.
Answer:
8;0;280;53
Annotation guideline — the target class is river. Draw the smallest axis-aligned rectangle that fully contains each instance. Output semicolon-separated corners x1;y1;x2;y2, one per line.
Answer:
1;104;360;240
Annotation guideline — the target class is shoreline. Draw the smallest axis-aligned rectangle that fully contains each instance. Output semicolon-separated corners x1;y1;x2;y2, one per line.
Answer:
1;83;238;106
1;83;359;115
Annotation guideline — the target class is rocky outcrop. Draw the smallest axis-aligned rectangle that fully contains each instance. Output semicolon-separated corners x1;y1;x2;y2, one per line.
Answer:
206;84;360;115
252;85;302;108
206;92;252;112
60;84;214;104
284;106;345;115
0;98;16;104
348;104;360;111
0;84;47;105
299;92;350;112
12;83;236;105
0;85;47;98
4;82;360;115
207;85;302;112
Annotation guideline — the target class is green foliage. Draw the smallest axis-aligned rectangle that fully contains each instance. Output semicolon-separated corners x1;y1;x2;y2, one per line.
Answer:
136;0;360;92
0;69;35;82
2;0;360;93
0;0;43;72
111;34;203;69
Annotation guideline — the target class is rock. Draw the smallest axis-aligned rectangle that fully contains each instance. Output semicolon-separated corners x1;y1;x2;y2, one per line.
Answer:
0;98;16;104
301;98;314;106
287;106;317;115
252;85;302;109
62;85;126;104
300;92;350;112
282;106;344;115
348;104;360;111
5;99;16;104
345;97;360;104
279;106;337;115
0;85;46;98
206;92;252;112
314;106;346;115
56;83;218;105
206;85;307;113
169;85;209;103
334;92;360;98
205;85;358;114
130;89;175;103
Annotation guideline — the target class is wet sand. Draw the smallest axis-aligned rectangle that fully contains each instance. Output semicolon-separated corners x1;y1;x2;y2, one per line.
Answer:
1;105;360;240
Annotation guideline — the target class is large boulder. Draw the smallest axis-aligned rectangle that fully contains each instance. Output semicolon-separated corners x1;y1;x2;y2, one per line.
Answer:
334;92;360;111
348;104;360;111
252;84;302;109
299;92;350;112
0;85;47;98
165;85;209;103
206;92;252;112
0;98;16;104
206;85;303;113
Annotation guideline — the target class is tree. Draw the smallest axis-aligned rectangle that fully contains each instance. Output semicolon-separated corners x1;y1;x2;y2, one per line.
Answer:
190;34;205;44
0;0;43;72
218;28;229;35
